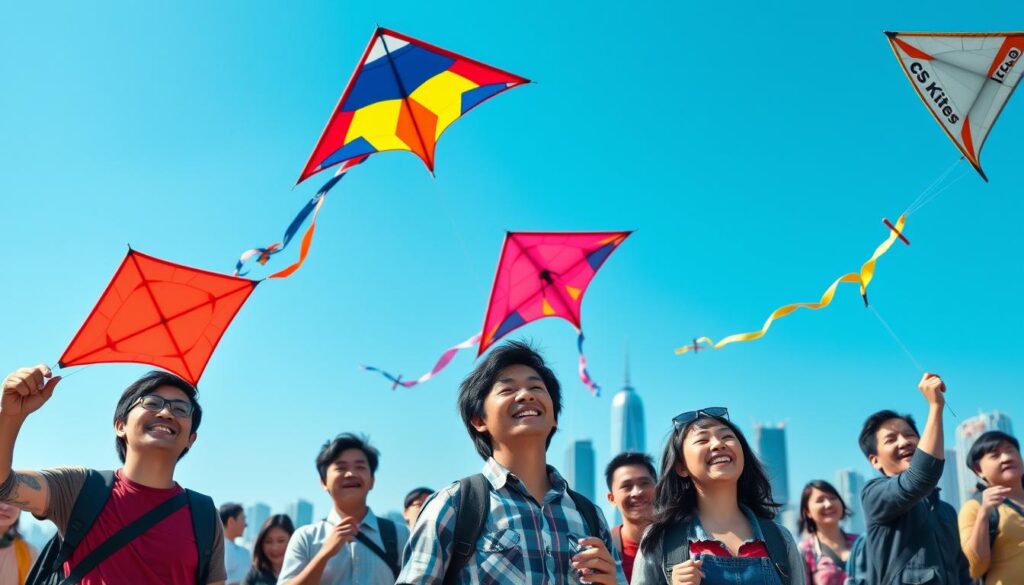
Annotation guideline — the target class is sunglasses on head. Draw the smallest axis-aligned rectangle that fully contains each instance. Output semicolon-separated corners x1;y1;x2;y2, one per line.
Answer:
672;407;729;429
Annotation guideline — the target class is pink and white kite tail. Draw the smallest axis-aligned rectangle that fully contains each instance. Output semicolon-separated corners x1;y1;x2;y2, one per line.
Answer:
362;333;482;390
577;332;601;396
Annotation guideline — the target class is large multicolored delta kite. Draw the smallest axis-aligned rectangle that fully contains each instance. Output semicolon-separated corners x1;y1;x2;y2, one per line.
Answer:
234;27;528;277
676;216;907;356
363;231;631;395
886;31;1023;181
60;250;257;385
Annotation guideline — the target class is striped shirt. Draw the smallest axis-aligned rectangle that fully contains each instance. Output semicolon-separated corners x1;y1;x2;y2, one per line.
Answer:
397;458;626;585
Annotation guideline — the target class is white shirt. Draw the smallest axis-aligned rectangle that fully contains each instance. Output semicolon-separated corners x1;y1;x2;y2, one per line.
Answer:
279;508;409;585
224;538;251;584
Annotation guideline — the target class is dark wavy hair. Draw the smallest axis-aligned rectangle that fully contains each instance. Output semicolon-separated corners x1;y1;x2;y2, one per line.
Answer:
252;514;295;575
798;480;851;534
641;415;779;554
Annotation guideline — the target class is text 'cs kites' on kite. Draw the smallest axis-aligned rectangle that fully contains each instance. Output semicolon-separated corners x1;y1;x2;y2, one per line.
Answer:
234;27;529;278
60;249;258;385
886;31;1023;181
363;231;631;395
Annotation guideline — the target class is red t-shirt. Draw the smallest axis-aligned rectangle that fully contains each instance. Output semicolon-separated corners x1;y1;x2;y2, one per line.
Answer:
620;532;639;582
65;469;198;584
689;539;769;558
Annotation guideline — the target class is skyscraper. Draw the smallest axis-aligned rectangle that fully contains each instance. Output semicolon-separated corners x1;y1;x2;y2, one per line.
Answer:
955;411;1013;505
244;502;272;545
833;469;866;534
938;448;960;507
286;498;314;528
610;355;645;456
565;439;597;501
754;422;790;509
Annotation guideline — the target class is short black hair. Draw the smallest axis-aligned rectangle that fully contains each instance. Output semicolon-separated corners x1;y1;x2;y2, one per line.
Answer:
967;431;1020;474
218;502;244;526
859;409;918;458
798;480;851;534
457;340;562;460
604;452;656;490
315;433;380;482
403;487;433;510
113;370;203;463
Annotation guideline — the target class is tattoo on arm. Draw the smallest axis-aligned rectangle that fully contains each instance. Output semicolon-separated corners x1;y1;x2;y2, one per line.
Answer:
15;472;41;491
0;472;44;511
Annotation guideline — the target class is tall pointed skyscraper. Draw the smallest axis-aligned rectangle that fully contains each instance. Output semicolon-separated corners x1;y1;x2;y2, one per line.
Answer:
610;352;645;456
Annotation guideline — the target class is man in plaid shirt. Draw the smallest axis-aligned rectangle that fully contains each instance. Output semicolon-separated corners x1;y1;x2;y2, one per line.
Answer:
397;341;626;585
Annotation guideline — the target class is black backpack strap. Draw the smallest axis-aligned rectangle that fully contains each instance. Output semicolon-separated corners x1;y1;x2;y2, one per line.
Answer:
185;489;216;585
60;491;188;585
565;488;602;539
59;470;116;566
662;520;692;578
755;518;791;582
353;519;399;578
442;474;489;585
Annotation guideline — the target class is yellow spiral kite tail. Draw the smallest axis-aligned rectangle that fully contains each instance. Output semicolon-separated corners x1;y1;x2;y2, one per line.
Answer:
676;215;907;355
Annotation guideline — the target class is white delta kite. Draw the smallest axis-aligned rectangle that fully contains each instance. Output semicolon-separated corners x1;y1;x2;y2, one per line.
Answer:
886;31;1023;181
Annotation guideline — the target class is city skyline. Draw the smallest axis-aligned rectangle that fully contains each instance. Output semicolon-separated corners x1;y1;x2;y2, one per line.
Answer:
954;410;1014;505
285;498;314;529
610;354;646;457
565;439;597;502
833;468;866;535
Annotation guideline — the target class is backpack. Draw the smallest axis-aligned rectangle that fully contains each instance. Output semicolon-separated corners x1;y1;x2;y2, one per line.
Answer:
659;515;792;584
440;473;603;585
25;470;217;585
353;517;400;578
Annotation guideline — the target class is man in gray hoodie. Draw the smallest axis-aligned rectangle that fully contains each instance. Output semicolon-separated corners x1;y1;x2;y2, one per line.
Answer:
858;373;970;584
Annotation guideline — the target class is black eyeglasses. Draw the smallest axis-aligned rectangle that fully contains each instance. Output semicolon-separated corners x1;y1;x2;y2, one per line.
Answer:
133;395;194;418
672;407;729;428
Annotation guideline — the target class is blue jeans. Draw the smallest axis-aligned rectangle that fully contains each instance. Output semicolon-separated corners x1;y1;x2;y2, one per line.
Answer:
696;553;784;585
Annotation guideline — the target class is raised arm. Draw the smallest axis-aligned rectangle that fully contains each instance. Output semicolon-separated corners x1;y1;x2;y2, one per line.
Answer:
0;365;61;517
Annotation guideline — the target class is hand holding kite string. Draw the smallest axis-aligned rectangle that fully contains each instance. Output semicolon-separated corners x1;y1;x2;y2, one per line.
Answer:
363;231;631;395
676;216;908;355
1;365;61;420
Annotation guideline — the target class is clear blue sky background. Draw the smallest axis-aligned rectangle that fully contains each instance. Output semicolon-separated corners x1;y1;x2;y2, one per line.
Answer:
3;0;1022;530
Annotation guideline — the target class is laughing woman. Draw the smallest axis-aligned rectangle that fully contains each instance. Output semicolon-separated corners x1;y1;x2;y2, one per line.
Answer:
797;481;857;585
632;408;804;585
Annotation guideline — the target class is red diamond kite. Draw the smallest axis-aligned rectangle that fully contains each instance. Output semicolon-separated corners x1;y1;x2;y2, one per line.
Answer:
60;249;258;385
363;231;631;395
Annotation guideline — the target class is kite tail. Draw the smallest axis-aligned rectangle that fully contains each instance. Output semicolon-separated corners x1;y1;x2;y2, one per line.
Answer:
362;333;481;390
233;155;369;278
576;332;601;396
677;215;908;355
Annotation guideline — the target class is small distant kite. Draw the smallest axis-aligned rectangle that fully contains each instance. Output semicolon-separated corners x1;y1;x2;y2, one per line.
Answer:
61;249;258;385
364;231;631;395
235;27;529;277
886;31;1023;180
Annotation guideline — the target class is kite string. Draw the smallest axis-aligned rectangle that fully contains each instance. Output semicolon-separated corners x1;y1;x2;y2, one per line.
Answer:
868;305;958;419
431;180;475;272
905;165;970;217
903;157;964;216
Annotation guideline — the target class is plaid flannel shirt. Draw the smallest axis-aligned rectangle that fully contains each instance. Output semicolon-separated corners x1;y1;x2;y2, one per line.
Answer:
397;457;626;585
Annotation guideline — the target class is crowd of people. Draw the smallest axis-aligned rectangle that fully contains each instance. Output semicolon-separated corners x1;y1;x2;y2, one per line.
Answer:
0;341;1021;584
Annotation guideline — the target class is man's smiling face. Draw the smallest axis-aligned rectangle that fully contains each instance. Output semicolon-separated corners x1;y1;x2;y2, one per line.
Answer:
870;418;920;476
115;385;197;460
322;448;374;506
472;364;557;454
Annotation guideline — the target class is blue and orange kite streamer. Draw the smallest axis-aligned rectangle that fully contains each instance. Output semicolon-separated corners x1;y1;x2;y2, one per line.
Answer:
235;27;529;277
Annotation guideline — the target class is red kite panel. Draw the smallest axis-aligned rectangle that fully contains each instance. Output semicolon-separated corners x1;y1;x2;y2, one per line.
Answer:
60;250;257;384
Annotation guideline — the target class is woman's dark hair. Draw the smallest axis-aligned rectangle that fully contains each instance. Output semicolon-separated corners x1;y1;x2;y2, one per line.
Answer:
798;480;850;534
858;409;917;458
252;514;295;574
316;433;380;481
967;430;1022;492
641;415;779;554
113;370;203;463
457;340;562;460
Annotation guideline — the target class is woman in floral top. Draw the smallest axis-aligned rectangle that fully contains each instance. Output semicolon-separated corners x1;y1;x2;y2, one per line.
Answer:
797;480;858;585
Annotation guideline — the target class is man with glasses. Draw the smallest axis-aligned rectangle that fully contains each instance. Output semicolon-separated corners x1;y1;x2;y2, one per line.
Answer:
0;365;226;584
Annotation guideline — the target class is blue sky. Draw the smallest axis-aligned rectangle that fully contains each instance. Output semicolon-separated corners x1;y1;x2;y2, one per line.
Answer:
3;0;1022;529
